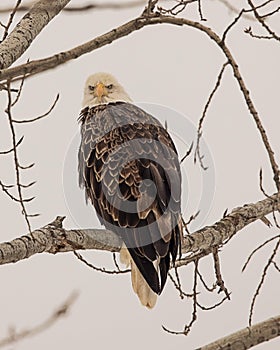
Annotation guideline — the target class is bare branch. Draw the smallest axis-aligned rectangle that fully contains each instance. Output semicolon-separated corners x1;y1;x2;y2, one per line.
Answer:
0;1;147;14
242;234;280;272
212;247;231;299
0;194;279;267
1;0;22;42
0;292;78;348
73;251;130;274
163;260;199;335
247;0;280;42
197;268;216;292
5;81;32;231
195;61;229;169
0;216;123;266
261;6;280;18
197;315;280;350
158;1;198;16
180;141;193;164
0;180;18;202
272;260;280;272
259;168;270;198
0;0;71;69
197;0;206;21
245;26;275;40
112;252;121;271
215;0;254;20
0;135;24;155
184;260;199;334
12;93;59;123
249;237;280;326
168;270;193;299
11;74;25;107
196;294;230;311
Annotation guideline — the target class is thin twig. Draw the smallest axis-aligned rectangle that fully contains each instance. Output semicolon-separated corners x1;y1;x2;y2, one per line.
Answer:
245;26;274;40
197;268;216;292
195;61;229;170
212;247;231;299
184;259;199;335
180;141;193;164
0;180;17;202
168;271;193;299
197;0;206;20
112;252;121;271
1;0;22;42
162;259;199;336
196;294;230;311
259;168;270;198
181;211;200;235
73;251;130;274
272;260;280;272
174;265;186;298
247;0;280;42
242;234;280;272
0;135;24;155
249;237;280;325
261;6;280;18
5;81;32;231
222;8;246;42
215;0;254;20
158;0;198;16
0;292;78;348
12;93;59;123
11;74;25;107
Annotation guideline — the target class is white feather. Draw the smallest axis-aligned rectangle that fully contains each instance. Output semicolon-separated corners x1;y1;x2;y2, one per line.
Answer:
82;72;132;108
120;245;157;309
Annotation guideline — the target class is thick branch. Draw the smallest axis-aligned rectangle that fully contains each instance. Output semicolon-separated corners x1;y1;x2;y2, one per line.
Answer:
0;15;201;80
197;315;280;350
0;193;279;266
0;0;71;69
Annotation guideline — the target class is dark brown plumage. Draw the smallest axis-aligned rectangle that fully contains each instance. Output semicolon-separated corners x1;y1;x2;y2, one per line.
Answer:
78;102;182;298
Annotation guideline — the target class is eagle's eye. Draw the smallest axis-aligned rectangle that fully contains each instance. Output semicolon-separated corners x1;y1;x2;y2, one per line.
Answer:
106;84;113;90
88;85;95;91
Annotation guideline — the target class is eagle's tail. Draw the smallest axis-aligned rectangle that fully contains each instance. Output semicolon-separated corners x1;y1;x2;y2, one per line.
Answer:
120;245;157;309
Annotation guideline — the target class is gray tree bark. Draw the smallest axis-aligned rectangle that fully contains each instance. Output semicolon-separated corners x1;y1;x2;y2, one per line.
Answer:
197;316;280;350
0;192;279;266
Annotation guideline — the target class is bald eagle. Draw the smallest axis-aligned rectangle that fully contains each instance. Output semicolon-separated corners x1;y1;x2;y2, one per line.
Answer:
78;72;182;308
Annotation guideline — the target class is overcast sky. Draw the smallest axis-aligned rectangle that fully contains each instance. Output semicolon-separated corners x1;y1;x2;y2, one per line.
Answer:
0;0;279;349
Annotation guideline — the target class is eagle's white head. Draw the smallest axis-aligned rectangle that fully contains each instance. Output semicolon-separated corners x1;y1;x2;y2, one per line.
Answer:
82;72;132;108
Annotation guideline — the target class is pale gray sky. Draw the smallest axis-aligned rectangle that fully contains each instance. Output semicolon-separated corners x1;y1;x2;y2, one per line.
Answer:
0;0;279;349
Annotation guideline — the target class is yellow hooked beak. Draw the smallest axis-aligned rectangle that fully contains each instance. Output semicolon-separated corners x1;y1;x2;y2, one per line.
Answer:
95;83;106;98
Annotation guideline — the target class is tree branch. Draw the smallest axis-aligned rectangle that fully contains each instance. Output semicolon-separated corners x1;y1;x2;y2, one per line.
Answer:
0;0;71;69
0;1;147;14
0;193;279;266
196;315;280;350
247;0;280;42
0;292;78;348
0;14;204;81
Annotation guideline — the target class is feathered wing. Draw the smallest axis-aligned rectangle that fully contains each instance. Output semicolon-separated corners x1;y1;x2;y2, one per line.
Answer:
78;102;182;307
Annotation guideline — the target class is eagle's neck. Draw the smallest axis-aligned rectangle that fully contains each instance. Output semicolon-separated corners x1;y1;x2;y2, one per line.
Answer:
82;95;132;109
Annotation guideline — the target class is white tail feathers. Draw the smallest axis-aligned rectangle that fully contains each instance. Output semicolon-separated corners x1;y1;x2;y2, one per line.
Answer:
120;245;157;309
